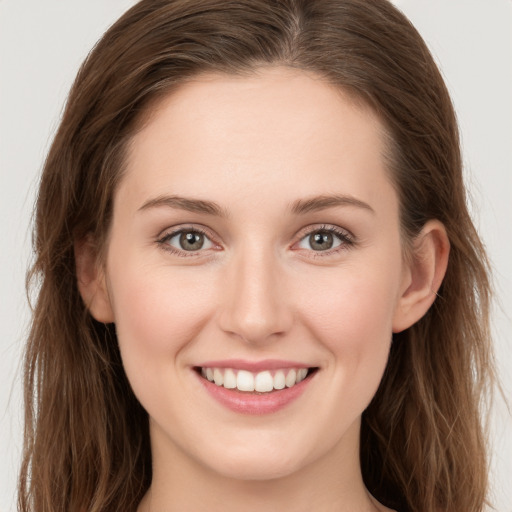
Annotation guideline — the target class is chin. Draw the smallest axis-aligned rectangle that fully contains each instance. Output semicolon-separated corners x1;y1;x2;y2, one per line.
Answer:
194;433;319;482
207;453;305;482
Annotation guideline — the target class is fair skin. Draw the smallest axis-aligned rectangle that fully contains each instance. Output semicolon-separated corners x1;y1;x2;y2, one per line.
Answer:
77;67;449;511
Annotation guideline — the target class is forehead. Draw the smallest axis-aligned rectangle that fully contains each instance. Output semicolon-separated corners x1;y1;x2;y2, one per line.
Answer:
119;67;395;215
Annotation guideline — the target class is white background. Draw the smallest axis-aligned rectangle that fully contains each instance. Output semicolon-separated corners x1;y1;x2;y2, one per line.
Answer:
0;1;510;511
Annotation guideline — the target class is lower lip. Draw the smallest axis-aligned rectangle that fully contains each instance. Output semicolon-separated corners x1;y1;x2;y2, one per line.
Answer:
197;372;314;415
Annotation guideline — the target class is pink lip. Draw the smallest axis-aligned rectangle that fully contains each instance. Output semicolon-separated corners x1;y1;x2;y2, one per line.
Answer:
195;366;316;415
198;359;310;372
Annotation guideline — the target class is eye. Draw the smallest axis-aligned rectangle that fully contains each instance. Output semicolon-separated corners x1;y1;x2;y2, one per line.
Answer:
160;229;214;252
296;227;353;252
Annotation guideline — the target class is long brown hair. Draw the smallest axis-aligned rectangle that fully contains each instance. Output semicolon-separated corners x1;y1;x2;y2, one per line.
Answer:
20;1;494;511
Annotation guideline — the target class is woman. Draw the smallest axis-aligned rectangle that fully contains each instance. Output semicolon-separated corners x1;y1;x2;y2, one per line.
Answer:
19;1;494;511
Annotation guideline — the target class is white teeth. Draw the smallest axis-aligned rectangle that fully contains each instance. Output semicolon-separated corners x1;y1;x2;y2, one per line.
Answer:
200;366;312;393
285;369;297;388
297;368;308;382
213;368;224;386
237;370;255;391
273;370;286;390
254;371;273;392
223;368;237;389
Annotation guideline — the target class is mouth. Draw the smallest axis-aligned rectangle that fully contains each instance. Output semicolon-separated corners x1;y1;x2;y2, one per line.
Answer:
193;359;319;414
195;366;318;394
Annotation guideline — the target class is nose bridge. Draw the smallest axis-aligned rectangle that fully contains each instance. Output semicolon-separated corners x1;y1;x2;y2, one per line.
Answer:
218;240;291;344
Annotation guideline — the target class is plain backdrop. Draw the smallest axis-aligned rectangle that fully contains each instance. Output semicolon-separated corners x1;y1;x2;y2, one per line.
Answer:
1;1;511;511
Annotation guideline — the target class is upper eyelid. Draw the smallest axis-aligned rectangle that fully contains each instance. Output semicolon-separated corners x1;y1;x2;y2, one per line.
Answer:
156;223;355;252
157;225;219;253
294;223;354;240
157;223;352;237
157;226;220;257
291;225;356;255
157;223;215;240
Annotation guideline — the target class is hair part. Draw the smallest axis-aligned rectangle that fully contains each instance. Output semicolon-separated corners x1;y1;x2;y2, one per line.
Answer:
21;1;494;511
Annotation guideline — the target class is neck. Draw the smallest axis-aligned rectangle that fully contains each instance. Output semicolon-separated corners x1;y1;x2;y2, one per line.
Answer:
138;419;384;512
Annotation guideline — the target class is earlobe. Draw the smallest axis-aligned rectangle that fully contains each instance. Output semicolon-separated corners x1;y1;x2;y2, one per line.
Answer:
74;236;114;323
392;220;450;333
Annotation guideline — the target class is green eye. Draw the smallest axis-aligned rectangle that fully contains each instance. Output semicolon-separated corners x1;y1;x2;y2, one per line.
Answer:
297;228;351;252
308;232;336;251
163;230;214;252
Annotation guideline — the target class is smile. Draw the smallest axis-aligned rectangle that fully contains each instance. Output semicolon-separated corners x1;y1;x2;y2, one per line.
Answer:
199;367;311;393
194;361;318;414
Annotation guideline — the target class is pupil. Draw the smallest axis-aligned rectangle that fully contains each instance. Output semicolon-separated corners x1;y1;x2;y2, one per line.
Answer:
310;232;333;251
180;232;204;251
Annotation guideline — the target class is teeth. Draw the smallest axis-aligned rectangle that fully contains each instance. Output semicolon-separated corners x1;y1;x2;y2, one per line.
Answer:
213;368;224;386
200;367;311;393
223;368;237;389
285;369;296;388
254;371;273;392
297;368;308;382
274;370;286;390
237;370;255;391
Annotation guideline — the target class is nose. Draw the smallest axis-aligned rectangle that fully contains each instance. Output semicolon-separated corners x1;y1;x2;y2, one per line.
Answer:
217;246;293;345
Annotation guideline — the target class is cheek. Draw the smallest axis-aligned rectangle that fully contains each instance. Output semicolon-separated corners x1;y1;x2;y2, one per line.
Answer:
298;265;400;389
106;263;222;424
301;266;399;341
107;263;217;369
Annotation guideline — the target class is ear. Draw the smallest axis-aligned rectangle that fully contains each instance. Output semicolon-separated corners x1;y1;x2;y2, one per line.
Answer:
392;220;450;333
74;235;114;323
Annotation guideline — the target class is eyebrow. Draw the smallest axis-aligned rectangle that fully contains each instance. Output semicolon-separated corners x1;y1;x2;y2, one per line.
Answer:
138;195;228;217
290;194;375;215
138;193;375;217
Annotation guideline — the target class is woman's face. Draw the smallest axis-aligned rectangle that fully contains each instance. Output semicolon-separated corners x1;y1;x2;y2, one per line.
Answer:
99;68;414;481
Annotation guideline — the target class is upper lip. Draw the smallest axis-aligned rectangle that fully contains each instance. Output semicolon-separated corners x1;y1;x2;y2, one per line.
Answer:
196;359;313;372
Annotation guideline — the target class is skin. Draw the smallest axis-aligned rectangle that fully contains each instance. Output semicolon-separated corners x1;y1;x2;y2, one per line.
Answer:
77;67;449;511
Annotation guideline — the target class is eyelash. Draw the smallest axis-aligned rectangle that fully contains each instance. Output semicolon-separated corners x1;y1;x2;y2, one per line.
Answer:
294;224;355;258
156;224;355;257
157;225;217;257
